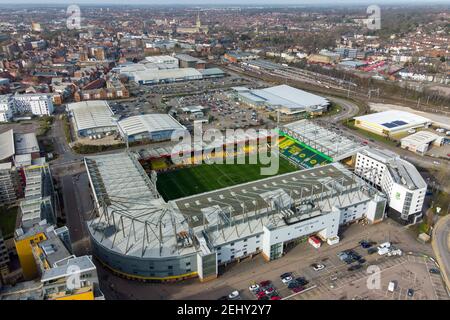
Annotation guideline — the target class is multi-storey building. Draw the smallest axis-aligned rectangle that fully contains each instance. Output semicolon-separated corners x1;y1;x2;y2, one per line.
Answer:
0;94;54;122
13;94;54;116
354;148;427;224
0;95;13;122
0;163;18;205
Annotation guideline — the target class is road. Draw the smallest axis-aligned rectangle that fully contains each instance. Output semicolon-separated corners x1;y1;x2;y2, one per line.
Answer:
60;174;92;256
432;214;450;292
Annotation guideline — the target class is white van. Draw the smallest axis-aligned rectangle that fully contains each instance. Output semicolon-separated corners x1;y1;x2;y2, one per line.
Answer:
388;281;396;292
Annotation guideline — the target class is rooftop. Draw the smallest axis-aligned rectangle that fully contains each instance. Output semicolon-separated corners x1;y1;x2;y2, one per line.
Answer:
14;132;39;155
67;100;116;132
0;129;15;161
117;114;185;137
354;110;431;130
400;130;441;145
41;255;96;283
281;120;367;161
235;85;329;113
359;148;427;190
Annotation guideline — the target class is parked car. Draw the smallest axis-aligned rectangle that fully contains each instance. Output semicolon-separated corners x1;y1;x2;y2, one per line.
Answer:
270;296;281;300
407;289;414;297
281;276;293;284
256;291;266;299
249;284;260;292
295;277;309;286
359;240;372;249
348;264;363;271
429;268;440;274
260;280;272;288
367;247;378;255
311;263;326;271
265;287;275;295
388;281;396;292
228;291;240;300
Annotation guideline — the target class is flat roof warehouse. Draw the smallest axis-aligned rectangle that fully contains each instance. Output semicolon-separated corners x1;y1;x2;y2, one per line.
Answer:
354;110;431;134
66;101;116;134
233;85;329;115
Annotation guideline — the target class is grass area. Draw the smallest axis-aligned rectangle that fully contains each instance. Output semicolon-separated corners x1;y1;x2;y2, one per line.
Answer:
72;142;126;154
342;119;399;147
62;115;72;143
0;206;18;239
431;190;450;216
37;116;54;137
156;155;299;201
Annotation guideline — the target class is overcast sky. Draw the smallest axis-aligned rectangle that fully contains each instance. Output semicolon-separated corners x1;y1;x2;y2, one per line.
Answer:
1;0;449;5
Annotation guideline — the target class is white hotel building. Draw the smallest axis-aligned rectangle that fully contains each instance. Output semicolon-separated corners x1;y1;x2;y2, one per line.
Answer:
354;148;427;224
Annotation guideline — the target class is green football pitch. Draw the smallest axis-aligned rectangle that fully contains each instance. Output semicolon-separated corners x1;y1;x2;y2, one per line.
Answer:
156;155;299;201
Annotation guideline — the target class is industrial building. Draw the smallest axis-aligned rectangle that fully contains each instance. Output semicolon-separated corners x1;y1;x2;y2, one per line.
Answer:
112;54;224;85
175;54;206;69
66;100;117;137
400;131;443;155
224;51;259;63
353;111;432;136
117;114;186;143
354;148;427;224
131;67;224;85
84;151;386;282
233;85;329;118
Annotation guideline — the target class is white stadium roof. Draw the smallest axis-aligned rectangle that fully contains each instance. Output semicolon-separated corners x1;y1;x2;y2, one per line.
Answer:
118;114;186;137
354;110;431;131
67;100;116;132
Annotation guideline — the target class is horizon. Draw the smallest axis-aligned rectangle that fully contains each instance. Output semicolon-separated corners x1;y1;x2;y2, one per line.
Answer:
1;0;450;6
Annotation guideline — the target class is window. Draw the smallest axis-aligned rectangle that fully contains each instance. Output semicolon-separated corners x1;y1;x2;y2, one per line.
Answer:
168;265;173;270
230;255;235;260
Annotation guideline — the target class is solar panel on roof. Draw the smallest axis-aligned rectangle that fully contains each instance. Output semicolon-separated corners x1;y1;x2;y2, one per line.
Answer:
381;122;398;128
393;120;408;126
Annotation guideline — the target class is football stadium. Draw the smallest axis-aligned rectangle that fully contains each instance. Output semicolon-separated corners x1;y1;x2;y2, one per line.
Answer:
84;120;386;282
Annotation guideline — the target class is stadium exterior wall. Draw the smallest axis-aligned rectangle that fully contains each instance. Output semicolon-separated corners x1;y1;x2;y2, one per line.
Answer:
89;195;385;281
90;234;198;281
